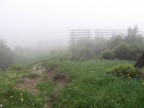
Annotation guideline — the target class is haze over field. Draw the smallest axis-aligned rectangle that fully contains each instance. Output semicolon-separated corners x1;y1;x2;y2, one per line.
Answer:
0;0;144;48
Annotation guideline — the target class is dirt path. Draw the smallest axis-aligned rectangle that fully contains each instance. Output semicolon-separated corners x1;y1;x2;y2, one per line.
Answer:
15;64;69;108
15;64;46;95
15;77;40;95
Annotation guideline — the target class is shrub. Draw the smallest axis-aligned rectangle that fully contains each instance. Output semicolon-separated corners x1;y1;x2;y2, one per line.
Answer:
101;50;114;59
114;43;132;60
106;64;143;78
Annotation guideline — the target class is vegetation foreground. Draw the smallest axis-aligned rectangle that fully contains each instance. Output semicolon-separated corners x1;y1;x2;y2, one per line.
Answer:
1;59;144;108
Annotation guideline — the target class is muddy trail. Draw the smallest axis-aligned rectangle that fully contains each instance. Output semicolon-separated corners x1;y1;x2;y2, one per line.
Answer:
15;64;69;108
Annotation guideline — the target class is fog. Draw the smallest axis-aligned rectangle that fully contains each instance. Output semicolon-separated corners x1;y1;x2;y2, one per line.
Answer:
0;0;144;49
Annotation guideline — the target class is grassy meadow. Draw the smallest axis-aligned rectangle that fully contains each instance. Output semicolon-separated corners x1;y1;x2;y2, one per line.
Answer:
45;60;144;108
1;58;144;108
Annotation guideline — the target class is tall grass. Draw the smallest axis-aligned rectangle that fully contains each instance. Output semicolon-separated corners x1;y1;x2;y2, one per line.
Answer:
1;58;142;108
42;60;144;108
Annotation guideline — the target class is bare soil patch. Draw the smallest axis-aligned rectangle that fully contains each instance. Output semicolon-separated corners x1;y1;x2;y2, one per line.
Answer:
54;72;69;89
15;64;69;108
15;64;45;95
15;76;40;95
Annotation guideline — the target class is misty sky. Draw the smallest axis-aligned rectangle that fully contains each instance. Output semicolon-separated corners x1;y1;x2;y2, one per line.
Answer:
0;0;144;48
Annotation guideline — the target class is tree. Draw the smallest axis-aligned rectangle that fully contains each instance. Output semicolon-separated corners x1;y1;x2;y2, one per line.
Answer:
107;35;123;49
125;25;143;44
0;39;14;69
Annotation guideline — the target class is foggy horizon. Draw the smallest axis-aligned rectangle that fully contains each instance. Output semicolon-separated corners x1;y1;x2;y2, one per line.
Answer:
0;0;144;49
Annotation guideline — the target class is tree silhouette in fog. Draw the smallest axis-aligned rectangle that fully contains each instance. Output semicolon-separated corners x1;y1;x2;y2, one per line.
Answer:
0;38;13;69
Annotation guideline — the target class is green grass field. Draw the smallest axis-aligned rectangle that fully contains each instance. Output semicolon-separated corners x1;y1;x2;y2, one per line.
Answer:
1;59;144;108
43;59;144;108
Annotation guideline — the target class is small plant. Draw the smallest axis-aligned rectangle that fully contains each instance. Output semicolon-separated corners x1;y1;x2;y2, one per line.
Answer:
106;64;143;78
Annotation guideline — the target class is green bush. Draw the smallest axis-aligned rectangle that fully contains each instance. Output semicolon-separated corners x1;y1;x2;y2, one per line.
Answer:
114;43;144;60
114;43;132;60
101;50;114;59
106;64;143;78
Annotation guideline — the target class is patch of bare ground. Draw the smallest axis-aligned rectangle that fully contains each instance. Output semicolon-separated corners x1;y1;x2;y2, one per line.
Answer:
15;64;70;108
15;76;40;95
46;69;57;81
15;64;45;95
32;64;47;75
43;68;69;92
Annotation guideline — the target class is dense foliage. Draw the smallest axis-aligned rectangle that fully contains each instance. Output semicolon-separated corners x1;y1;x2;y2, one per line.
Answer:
71;26;144;60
